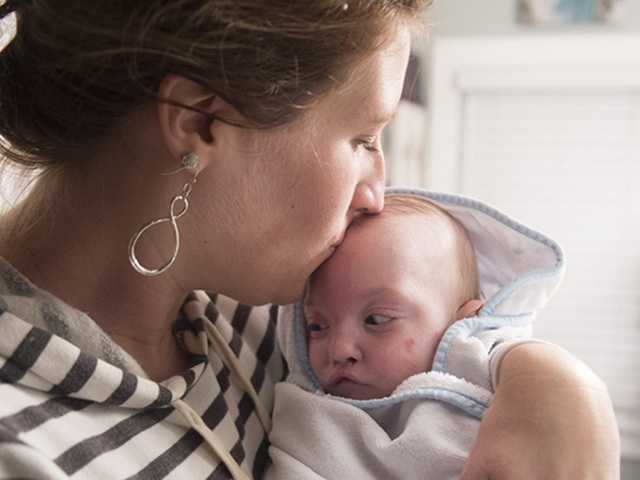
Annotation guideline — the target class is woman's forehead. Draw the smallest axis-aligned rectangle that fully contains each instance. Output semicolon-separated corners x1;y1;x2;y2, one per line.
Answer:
324;27;411;125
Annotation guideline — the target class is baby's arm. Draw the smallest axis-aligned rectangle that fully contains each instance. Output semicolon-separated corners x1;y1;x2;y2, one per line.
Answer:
461;342;620;480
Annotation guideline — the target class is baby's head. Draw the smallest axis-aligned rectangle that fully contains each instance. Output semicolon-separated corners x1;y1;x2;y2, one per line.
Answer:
304;196;482;400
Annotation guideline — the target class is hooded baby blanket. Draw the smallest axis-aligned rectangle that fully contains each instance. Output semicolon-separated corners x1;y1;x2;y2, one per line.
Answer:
266;188;565;480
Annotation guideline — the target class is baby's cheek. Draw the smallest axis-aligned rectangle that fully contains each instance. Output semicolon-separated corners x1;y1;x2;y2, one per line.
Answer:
403;338;416;351
400;336;433;374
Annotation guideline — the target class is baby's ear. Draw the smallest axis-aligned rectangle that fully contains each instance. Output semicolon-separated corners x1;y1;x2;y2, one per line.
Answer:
455;299;484;320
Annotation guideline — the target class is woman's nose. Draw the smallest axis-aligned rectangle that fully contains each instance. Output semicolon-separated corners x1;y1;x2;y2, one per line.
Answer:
351;154;385;215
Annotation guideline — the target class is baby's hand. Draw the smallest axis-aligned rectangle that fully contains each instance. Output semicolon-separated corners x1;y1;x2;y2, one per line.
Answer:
460;342;619;480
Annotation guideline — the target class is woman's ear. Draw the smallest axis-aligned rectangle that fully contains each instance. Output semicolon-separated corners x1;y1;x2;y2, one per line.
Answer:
156;74;228;168
455;299;484;320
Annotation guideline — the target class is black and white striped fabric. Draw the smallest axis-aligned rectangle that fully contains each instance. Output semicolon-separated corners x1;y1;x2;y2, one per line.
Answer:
0;258;285;479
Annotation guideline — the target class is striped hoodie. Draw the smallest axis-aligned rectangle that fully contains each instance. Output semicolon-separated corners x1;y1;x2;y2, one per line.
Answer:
0;258;285;479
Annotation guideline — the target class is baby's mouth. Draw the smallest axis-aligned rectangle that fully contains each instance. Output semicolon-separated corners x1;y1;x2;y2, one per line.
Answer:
328;372;363;387
334;377;356;386
326;375;376;400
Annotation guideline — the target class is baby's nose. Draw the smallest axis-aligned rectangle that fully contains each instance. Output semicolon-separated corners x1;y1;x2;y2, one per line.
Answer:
330;333;362;364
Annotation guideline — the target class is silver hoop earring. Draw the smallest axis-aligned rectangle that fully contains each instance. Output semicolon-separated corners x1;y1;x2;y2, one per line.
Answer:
128;153;199;276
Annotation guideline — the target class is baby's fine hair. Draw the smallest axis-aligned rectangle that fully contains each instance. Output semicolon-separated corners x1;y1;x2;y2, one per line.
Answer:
376;195;480;304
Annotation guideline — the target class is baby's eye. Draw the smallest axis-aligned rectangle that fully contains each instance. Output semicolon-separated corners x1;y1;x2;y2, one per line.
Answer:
364;314;391;326
307;322;328;338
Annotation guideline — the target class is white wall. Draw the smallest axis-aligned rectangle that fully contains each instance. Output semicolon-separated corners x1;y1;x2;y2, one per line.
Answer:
0;165;28;213
427;0;640;37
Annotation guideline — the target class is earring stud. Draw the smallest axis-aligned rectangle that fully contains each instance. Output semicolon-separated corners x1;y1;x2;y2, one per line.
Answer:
161;152;200;176
181;152;199;169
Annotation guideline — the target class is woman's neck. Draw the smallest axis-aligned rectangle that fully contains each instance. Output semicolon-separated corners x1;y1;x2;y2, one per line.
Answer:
0;165;195;381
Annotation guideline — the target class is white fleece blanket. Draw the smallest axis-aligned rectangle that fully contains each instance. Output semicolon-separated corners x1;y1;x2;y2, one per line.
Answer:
266;371;491;480
266;188;565;480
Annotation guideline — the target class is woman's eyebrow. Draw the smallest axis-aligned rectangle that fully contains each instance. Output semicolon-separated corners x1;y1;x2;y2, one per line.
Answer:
368;106;399;126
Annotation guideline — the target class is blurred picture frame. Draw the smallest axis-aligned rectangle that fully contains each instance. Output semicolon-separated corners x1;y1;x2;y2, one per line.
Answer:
517;0;625;24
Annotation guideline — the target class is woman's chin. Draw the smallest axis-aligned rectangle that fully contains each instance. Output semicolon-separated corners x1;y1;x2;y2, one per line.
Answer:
234;257;323;306
255;274;306;306
270;284;306;306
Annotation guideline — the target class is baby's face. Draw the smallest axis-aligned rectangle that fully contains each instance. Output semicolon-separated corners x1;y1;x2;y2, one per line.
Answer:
305;213;458;400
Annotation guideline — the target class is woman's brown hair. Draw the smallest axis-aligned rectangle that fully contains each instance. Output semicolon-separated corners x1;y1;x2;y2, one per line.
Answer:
0;0;430;170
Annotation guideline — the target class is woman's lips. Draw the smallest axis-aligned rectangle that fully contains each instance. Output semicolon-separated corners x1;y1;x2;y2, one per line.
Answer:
312;230;347;273
330;229;347;250
320;232;345;261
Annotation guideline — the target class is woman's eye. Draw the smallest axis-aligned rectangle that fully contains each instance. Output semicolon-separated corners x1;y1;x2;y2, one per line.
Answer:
364;314;391;326
357;137;381;153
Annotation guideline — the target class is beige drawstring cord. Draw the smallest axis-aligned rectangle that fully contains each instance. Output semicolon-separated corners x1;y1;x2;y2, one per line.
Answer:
170;309;272;479
203;319;272;433
184;290;270;432
173;399;250;480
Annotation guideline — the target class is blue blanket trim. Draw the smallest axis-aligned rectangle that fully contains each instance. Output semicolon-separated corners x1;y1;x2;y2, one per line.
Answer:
293;302;323;391
332;386;489;419
431;314;533;374
294;302;526;418
385;188;565;317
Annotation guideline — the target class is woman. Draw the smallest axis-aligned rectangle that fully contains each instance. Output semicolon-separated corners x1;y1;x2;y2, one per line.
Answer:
0;1;619;479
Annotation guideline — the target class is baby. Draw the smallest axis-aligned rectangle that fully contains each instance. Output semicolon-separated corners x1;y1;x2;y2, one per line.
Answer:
304;195;483;400
267;189;564;480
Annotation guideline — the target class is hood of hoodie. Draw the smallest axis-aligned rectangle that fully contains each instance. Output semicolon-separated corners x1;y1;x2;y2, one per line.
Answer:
278;188;565;394
0;257;211;408
0;260;273;479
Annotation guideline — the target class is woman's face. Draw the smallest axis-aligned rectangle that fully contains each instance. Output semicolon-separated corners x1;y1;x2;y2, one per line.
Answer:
197;26;411;305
